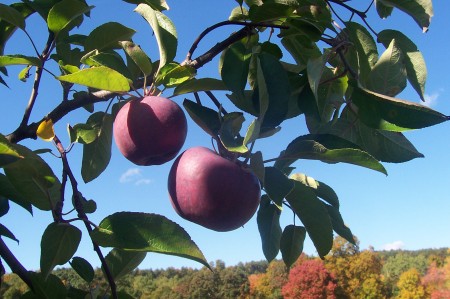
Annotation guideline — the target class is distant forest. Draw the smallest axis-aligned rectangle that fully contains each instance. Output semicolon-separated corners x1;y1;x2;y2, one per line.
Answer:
2;238;449;298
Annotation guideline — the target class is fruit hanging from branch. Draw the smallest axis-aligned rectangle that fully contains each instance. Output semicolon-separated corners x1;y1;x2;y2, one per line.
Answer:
168;146;261;232
113;95;188;166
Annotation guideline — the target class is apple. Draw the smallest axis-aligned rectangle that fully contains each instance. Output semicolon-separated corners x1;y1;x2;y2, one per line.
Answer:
113;96;187;166
168;146;261;232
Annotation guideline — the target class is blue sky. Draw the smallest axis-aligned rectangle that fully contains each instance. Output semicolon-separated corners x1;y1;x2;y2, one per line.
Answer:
1;1;450;272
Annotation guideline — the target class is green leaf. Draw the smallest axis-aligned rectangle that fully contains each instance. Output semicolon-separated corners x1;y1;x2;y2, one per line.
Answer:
264;167;294;208
220;42;252;94
289;173;339;208
281;34;321;68
70;257;95;283
323;108;424;163
378;0;433;32
0;173;32;213
122;0;169;11
40;223;82;279
282;134;387;175
183;99;220;137
57;66;130;92
3;144;60;211
367;39;407;97
250;151;265;183
257;53;292;127
0;3;25;29
248;2;294;23
307;54;327;101
229;5;249;21
324;204;355;245
0;196;9;217
81;112;113;183
47;0;92;34
351;86;448;131
90;212;210;269
0;134;22;167
286;180;333;258
257;195;282;262
68;123;98;145
103;248;146;280
0;223;18;243
173;78;227;96
155;62;196;87
378;29;427;101
219;112;248;153
119;41;152;76
0;54;41;67
280;225;306;268
84;22;136;51
135;4;177;70
376;1;394;18
82;52;133;80
27;272;67;299
344;22;378;83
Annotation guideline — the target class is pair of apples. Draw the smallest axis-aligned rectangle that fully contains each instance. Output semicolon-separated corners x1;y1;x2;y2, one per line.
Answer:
113;96;261;232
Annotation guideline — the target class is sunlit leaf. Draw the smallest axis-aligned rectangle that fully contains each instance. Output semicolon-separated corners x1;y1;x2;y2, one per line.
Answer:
40;223;82;279
120;41;152;76
84;22;136;51
0;54;41;67
47;0;92;34
378;29;427;101
122;0;169;11
281;134;387;174
135;4;177;70
36;119;55;142
57;66;130;92
367;39;407;97
90;212;210;269
103;248;146;280
155;62;196;87
173;78;228;96
0;134;22;167
248;2;294;23
257;195;282;262
344;22;378;83
286;180;333;258
378;0;433;32
219;112;248;153
351;86;448;131
280;225;306;268
3;144;60;211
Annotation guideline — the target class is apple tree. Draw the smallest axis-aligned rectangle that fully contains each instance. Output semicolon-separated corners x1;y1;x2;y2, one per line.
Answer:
0;0;447;298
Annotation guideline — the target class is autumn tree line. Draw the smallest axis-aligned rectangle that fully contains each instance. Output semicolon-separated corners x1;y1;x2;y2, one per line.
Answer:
1;238;449;299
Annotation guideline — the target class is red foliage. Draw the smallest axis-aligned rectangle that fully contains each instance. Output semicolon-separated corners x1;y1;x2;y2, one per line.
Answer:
282;259;337;299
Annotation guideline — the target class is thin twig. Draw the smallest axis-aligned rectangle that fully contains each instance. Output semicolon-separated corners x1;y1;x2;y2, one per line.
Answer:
204;91;227;114
53;136;118;299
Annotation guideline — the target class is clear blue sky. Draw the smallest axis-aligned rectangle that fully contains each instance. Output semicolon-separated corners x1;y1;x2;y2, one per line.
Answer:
1;1;450;272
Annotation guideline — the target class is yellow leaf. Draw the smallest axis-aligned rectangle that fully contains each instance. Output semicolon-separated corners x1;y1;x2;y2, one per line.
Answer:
37;119;55;141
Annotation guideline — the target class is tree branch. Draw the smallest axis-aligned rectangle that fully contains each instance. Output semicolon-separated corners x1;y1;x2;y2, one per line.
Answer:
0;237;34;292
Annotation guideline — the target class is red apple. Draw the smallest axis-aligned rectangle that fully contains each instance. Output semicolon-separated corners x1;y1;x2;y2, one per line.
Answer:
113;96;187;166
168;146;261;232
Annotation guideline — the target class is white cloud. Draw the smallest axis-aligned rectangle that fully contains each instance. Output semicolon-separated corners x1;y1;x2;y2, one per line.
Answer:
119;168;142;183
383;241;405;251
119;168;153;186
423;90;442;108
135;178;153;186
